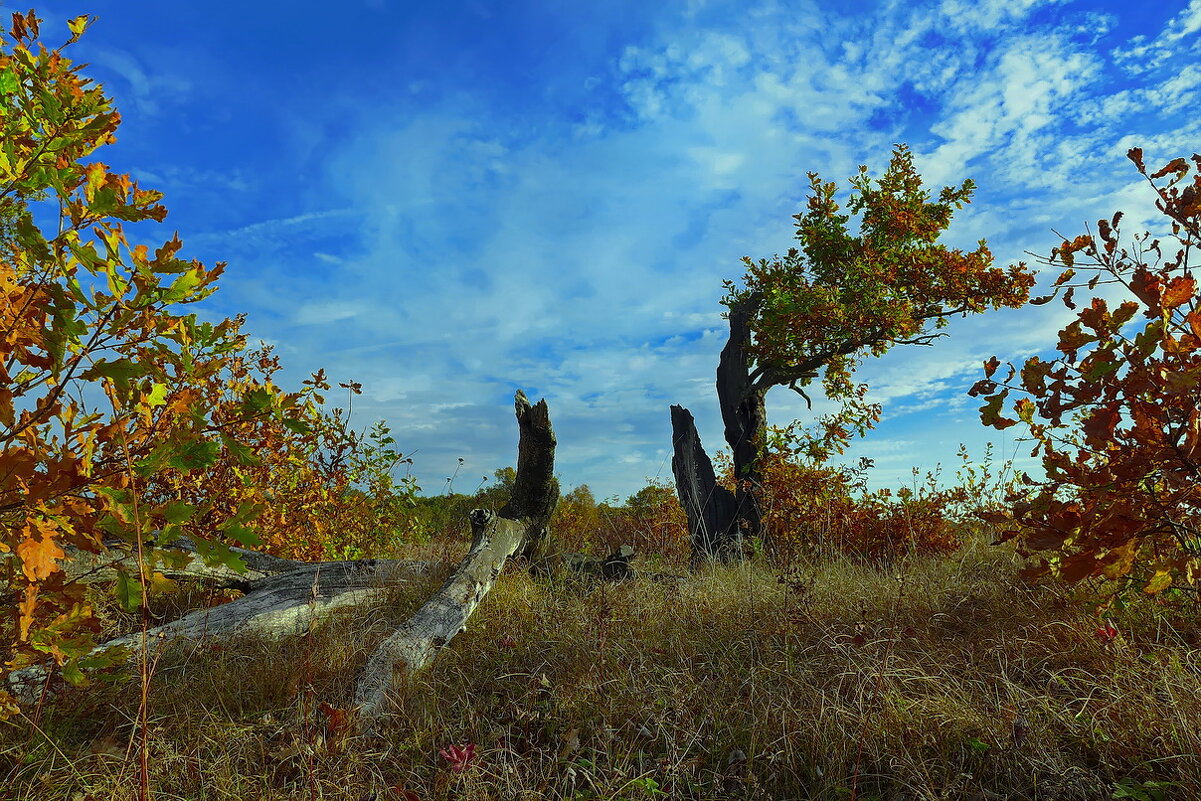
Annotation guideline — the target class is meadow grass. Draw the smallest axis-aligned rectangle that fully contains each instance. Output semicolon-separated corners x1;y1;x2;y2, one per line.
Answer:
2;528;1199;800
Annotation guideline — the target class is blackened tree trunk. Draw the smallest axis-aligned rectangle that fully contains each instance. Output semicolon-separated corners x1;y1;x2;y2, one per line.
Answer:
670;405;739;565
715;294;768;545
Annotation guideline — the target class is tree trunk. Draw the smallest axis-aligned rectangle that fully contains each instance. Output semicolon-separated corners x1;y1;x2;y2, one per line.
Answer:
669;405;739;565
715;295;767;549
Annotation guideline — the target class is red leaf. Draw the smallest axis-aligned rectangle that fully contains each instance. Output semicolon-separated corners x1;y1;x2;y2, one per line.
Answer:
1130;269;1163;308
1095;620;1118;644
1127;148;1144;172
439;743;478;773
968;379;995;397
317;701;351;737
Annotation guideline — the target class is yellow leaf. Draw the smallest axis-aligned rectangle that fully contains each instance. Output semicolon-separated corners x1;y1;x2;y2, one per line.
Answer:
1143;569;1173;594
66;15;91;42
1101;539;1137;580
85;162;106;203
17;584;37;641
0;690;20;721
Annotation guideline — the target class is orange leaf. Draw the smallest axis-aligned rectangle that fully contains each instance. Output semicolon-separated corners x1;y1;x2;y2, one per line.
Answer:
17;584;37;641
17;520;66;581
317;701;351;737
1161;274;1196;310
1150;157;1189;182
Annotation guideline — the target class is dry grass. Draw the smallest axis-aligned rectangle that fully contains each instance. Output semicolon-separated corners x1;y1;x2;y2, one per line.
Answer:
3;530;1200;800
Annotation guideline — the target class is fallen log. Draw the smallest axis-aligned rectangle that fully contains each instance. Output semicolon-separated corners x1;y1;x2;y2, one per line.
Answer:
354;390;558;726
61;536;318;590
8;558;431;703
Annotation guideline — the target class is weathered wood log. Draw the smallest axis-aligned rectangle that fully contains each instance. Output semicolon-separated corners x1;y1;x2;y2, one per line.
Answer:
61;536;315;590
351;509;524;723
670;404;740;566
353;390;558;728
7;390;618;725
7;558;431;703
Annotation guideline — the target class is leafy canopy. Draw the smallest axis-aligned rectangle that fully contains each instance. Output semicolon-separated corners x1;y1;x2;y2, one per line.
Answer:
725;144;1034;458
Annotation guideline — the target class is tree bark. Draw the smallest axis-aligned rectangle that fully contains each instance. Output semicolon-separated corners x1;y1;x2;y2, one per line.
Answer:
670;405;739;565
715;295;767;549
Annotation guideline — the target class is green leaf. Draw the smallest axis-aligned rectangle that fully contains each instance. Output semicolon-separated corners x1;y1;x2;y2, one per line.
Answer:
220;523;261;548
78;644;130;672
161;268;204;303
81;358;145;383
190;538;248;574
234;501;264;522
134;443;173;477
241;387;276;415
282;416;313;435
0;68;19;95
167;438;222;472
114;570;143;613
221;433;263;466
979;390;1017;429
162;501;195;525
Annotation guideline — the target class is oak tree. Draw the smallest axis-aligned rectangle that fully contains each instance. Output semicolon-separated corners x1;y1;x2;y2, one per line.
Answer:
975;148;1201;593
676;144;1034;560
0;11;411;715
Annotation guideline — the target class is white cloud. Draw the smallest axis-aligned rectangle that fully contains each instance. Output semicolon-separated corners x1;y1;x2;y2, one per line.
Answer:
294;301;364;326
1113;0;1201;74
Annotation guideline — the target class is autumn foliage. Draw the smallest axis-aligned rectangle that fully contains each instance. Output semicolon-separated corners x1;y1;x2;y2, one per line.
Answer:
141;344;419;562
721;437;968;566
0;11;414;716
975;148;1201;592
734;145;1036;379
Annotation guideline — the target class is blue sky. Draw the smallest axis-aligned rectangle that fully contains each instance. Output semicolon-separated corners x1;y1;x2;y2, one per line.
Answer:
30;0;1201;500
